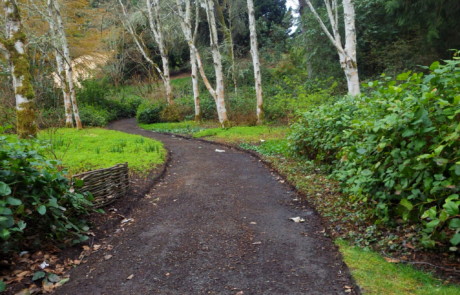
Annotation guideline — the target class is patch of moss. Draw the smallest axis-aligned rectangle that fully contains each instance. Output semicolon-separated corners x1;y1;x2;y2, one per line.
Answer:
16;101;37;138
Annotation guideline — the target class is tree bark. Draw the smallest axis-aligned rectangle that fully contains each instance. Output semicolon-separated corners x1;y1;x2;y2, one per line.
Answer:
50;0;82;128
2;0;37;138
247;0;263;124
342;0;360;96
146;0;173;104
46;0;73;127
203;0;228;126
304;0;360;95
175;0;201;120
215;1;237;93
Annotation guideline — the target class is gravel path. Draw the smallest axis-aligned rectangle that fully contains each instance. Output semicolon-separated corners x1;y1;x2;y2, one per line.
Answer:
56;118;357;295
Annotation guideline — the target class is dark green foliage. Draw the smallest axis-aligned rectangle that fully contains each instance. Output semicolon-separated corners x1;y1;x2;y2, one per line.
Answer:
79;104;110;127
0;137;93;253
77;79;143;126
136;101;166;124
290;58;460;247
264;66;338;122
160;104;184;123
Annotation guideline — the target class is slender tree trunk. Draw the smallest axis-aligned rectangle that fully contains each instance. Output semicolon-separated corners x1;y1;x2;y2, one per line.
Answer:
215;1;237;93
204;0;228;126
2;0;37;138
190;48;201;121
159;50;172;104
146;0;173;104
247;0;263;124
46;0;73;127
118;0;165;82
56;57;74;127
175;0;201;120
342;0;360;96
51;0;82;128
304;0;360;95
48;0;83;129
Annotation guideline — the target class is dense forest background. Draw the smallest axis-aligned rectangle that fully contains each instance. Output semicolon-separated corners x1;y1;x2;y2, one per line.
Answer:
1;0;460;129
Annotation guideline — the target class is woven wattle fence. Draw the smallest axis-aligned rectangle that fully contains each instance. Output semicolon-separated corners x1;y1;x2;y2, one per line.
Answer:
73;163;129;208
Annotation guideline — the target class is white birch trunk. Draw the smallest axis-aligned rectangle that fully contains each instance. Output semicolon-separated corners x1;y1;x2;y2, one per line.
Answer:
190;47;201;120
118;0;167;91
46;0;73;127
247;0;264;124
49;0;83;128
175;0;201;120
146;0;173;104
304;0;360;95
342;0;360;96
203;0;228;126
2;0;37;137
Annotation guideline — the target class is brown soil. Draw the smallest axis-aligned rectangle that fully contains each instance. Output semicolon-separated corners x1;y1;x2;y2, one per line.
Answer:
55;118;359;295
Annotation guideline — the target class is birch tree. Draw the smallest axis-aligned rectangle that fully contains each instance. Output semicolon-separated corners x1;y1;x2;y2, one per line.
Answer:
48;0;82;128
247;0;263;123
303;0;360;95
146;0;172;104
45;0;73;127
1;0;38;138
118;0;173;104
175;0;201;120
202;0;228;126
214;1;237;92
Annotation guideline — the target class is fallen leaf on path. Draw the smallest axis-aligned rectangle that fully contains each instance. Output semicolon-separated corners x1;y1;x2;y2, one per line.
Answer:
252;241;262;245
104;255;113;260
127;274;134;280
121;218;134;224
289;217;305;223
215;149;225;153
236;291;244;295
249;222;257;225
384;257;400;263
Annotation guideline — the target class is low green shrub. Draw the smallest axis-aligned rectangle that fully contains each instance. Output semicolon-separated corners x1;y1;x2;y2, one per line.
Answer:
0;137;93;253
290;58;460;248
136;101;166;124
79;104;110;127
160;104;183;122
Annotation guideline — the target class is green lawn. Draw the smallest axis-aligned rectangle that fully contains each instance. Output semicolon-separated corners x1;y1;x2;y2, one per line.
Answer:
337;240;460;294
192;125;288;143
139;121;209;134
38;128;166;175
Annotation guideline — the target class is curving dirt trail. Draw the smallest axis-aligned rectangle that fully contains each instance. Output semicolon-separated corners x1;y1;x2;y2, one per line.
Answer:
56;118;357;295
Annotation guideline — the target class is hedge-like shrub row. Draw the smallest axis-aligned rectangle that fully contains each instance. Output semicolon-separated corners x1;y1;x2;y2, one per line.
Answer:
290;59;460;248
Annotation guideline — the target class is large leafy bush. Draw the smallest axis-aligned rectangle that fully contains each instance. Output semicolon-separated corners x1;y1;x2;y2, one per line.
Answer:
0;137;93;253
136;101;166;124
290;58;460;248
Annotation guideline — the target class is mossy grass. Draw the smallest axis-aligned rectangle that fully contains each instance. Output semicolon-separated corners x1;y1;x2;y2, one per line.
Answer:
337;240;460;294
139;121;217;135
193;125;288;144
38;128;166;175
